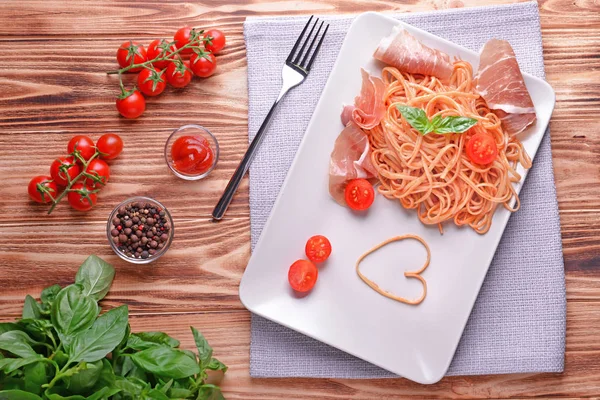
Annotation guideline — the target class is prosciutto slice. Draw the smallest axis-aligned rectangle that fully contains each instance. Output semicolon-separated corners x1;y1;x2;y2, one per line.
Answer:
373;25;453;80
329;122;377;206
475;39;536;135
340;69;386;130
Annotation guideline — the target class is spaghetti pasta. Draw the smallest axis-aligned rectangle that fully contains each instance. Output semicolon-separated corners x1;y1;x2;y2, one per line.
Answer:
367;61;532;234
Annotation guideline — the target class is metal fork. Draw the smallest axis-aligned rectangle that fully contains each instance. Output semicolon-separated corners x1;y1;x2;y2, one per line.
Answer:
212;16;329;220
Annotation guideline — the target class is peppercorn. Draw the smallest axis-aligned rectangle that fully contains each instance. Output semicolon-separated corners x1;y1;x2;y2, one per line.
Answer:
141;251;149;259
111;229;119;237
124;228;132;236
125;220;133;228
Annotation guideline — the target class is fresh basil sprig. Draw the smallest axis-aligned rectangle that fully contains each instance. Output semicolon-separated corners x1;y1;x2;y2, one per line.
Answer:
0;255;228;399
396;105;477;135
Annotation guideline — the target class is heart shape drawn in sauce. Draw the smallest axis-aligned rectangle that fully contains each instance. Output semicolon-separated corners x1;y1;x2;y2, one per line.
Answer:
355;234;431;305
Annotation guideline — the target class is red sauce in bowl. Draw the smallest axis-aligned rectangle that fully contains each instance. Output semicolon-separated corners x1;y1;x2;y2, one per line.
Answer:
171;135;214;175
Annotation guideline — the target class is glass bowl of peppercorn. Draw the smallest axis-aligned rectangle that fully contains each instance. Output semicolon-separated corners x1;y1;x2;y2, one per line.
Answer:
107;197;174;264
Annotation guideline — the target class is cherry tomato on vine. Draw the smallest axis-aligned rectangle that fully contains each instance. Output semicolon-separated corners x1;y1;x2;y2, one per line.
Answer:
116;41;147;72
147;39;177;70
190;52;217;78
166;61;192;88
116;90;146;119
305;235;332;263
96;133;123;160
203;29;226;54
288;260;318;293
67;182;97;211
137;67;166;97
50;156;81;187
85;159;110;188
28;176;58;204
67;135;96;161
466;132;498;165
173;27;194;55
344;179;375;211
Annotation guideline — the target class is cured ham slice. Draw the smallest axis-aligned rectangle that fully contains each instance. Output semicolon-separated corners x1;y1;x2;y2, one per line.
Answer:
329;122;377;206
373;25;453;80
475;39;536;135
340;69;386;130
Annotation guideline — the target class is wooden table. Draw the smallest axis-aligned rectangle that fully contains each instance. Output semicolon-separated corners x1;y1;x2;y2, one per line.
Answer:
1;0;599;398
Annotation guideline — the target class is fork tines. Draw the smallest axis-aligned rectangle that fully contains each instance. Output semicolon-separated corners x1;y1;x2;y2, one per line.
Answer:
286;16;329;72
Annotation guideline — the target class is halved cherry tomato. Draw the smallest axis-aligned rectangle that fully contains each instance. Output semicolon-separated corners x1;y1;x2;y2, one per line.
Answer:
190;52;217;78
305;235;332;263
116;41;147;72
67;182;97;211
288;260;318;293
466;132;498;165
96;133;123;160
50;156;80;186
344;179;375;211
166;61;192;88
203;29;226;54
137;67;166;97
28;176;58;204
147;39;177;69
85;159;110;188
67;135;95;161
173;26;194;55
116;90;146;119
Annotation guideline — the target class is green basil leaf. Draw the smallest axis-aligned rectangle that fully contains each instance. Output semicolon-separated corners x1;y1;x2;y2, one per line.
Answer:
131;346;200;379
0;356;44;374
75;255;115;301
18;319;53;342
432;115;478;134
0;323;21;335
156;379;173;394
206;357;228;372
396;105;434;135
114;376;145;396
127;332;180;350
22;295;42;320
67;305;128;363
169;388;193;398
145;389;170;400
44;386;113;400
0;330;39;358
51;285;99;345
90;360;121;398
41;285;62;305
23;361;48;395
0;390;43;400
118;356;147;381
53;350;70;369
196;384;225;400
191;327;212;368
64;360;103;393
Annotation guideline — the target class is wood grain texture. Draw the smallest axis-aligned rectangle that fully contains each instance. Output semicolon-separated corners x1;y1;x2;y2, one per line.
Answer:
1;0;599;397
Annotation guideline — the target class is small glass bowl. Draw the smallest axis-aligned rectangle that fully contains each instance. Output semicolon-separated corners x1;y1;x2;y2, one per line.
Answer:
107;196;175;264
164;124;220;180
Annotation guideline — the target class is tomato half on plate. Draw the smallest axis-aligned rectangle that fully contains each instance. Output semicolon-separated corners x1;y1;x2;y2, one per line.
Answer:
305;235;332;263
288;260;318;292
466;132;498;165
344;178;375;211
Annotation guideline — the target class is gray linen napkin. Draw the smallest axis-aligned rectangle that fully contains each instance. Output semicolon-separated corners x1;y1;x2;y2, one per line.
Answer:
244;1;565;378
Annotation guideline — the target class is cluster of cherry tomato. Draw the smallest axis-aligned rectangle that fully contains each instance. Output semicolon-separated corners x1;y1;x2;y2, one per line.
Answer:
114;27;226;119
28;134;123;212
288;235;333;293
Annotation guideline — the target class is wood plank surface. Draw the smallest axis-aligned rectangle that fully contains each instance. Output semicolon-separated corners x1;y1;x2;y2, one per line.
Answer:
1;0;599;398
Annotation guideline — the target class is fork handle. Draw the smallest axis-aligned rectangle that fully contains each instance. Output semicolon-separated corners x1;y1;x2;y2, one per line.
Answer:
212;90;288;221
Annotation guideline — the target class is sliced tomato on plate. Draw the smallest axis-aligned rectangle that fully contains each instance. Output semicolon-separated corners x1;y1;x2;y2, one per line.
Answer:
288;260;318;292
466;132;498;165
305;235;332;263
344;178;375;211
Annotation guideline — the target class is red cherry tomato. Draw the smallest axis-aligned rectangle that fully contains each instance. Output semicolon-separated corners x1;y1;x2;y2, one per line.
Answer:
288;260;318;293
28;176;58;204
203;29;226;54
50;156;81;187
67;135;96;161
305;235;332;263
466;132;498;165
190;52;217;78
96;133;124;160
173;27;194;55
170;135;214;175
67;183;97;211
344;179;375;211
147;39;177;70
116;90;146;119
137;67;166;97
85;159;110;188
116;41;147;72
166;61;192;88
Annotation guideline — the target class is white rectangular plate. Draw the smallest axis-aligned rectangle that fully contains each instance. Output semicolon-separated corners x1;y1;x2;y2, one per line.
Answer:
240;12;555;384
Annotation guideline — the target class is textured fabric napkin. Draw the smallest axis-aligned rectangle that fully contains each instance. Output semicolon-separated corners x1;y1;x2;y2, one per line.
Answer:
244;1;566;378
